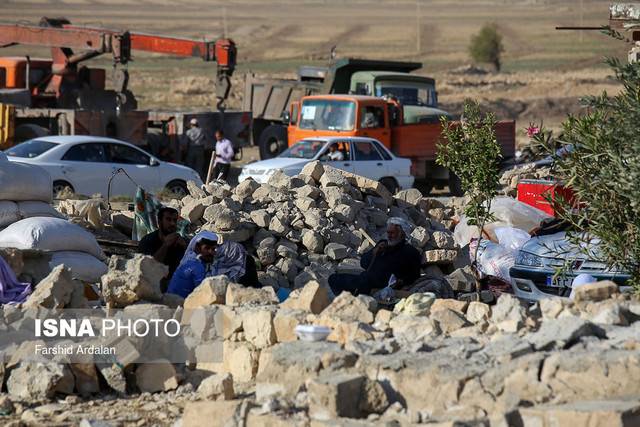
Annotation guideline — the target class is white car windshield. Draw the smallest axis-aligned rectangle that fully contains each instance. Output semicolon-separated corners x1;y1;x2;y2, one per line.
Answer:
299;99;356;131
5;139;58;158
279;140;326;159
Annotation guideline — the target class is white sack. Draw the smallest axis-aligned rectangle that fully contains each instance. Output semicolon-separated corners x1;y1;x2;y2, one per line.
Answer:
17;201;64;220
0;161;52;203
0;217;104;259
0;201;20;228
49;251;108;283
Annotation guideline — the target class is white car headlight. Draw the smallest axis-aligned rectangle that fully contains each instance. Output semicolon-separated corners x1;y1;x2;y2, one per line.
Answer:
516;251;543;267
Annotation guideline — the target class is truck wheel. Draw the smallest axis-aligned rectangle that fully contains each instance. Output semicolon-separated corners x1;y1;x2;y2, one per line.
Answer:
380;177;399;194
14;124;50;143
258;125;288;160
449;173;464;197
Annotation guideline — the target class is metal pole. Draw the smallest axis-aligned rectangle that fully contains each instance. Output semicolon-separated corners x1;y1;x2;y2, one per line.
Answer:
416;0;421;55
580;0;584;43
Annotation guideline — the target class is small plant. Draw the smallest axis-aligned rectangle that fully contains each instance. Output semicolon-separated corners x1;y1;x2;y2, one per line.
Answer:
469;23;504;72
437;100;502;274
531;57;640;293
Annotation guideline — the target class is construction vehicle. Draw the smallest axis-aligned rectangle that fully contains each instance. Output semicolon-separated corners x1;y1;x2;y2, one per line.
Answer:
285;93;515;195
0;17;250;160
244;58;444;159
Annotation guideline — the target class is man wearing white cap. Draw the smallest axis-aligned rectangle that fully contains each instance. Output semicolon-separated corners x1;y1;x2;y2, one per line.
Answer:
185;118;206;178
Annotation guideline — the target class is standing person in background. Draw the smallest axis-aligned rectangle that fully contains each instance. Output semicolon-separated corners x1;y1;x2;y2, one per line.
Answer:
212;129;234;182
185;118;206;178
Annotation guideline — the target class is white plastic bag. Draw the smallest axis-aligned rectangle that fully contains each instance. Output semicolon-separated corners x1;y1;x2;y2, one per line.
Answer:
0;217;104;259
17;201;64;220
49;251;108;283
489;197;552;232
495;226;531;252
0;161;52;203
0;201;20;228
476;240;516;284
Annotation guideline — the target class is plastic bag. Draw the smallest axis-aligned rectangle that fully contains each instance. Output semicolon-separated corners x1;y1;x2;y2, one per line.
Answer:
476;240;516;285
490;197;552;233
494;226;531;252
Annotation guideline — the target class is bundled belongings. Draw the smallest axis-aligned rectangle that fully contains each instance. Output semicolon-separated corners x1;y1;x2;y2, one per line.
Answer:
0;253;31;304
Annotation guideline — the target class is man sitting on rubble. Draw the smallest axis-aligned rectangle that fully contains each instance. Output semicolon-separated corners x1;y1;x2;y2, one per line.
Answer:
139;207;187;283
167;231;259;298
328;217;422;296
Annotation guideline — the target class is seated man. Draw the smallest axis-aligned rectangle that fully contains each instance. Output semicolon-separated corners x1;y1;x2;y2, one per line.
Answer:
167;231;259;298
138;207;187;282
328;218;422;296
327;143;344;161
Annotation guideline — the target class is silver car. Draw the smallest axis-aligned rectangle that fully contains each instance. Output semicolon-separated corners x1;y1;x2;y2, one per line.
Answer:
509;232;631;301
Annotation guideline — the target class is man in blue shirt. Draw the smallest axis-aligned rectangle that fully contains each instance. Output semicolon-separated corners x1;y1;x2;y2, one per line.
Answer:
167;236;217;298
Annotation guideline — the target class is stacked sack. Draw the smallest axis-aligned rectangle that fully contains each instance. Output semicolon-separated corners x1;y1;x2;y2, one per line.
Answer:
0;153;107;282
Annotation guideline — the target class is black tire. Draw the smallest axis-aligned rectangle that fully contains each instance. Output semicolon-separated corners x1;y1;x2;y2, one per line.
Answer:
52;180;74;199
258;125;288;160
414;179;433;196
380;177;399;194
14;124;50;143
449;173;464;196
165;180;188;199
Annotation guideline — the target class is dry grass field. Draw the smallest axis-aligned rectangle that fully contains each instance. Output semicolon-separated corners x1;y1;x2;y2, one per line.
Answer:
0;0;628;140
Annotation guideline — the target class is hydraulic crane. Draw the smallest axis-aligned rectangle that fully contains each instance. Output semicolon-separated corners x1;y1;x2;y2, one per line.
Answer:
0;17;236;111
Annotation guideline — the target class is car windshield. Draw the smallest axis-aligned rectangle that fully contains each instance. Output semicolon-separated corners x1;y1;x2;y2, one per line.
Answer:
4;139;58;158
279;140;326;159
375;81;437;107
299;99;356;131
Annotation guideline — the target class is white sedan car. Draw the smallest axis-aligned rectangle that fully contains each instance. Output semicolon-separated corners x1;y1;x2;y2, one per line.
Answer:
4;136;203;198
239;137;414;192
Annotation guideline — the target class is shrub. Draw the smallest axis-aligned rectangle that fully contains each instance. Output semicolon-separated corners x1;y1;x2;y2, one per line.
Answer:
469;23;504;71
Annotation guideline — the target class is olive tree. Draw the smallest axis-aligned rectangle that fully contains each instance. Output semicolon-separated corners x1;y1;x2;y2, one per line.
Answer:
469;23;504;71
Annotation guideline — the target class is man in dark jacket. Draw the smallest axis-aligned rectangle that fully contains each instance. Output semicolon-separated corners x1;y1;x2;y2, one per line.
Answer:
329;218;422;296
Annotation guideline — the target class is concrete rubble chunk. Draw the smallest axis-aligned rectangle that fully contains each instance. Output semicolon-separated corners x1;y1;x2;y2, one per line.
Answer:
135;360;179;393
301;161;325;183
394;188;423;207
527;316;606;350
225;342;259;382
235;178;261;199
409;226;430;248
101;255;167;308
445;266;476;293
308;373;366;420
302;229;325;253
424;249;459;264
389;314;440;342
491;294;528;332
519;400;640;427
242;309;277;348
69;363;100;396
187;180;207;199
23;265;87;309
430;307;471;334
197;372;235;400
574;280;619;302
184;275;229;308
359;378;390;416
181;198;206;223
430;298;469;315
319;167;349;188
7;363;74;402
181;400;245;427
273;309;307;342
320;292;374;324
431;230;456;249
282;280;331;314
324;242;349;261
226;283;279;306
466;301;491;323
267;170;293;189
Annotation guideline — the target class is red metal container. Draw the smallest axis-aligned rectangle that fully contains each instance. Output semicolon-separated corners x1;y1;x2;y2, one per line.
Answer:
517;179;574;217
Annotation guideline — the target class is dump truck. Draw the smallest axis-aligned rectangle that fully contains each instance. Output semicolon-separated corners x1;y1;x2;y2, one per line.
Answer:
0;17;250;163
285;93;516;195
244;58;446;159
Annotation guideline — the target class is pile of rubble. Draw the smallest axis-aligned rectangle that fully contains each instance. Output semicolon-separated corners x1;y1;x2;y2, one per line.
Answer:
1;270;639;425
499;163;552;197
177;162;467;295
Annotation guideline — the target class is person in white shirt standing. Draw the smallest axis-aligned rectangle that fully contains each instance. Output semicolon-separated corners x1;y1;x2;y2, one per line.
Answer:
213;129;234;181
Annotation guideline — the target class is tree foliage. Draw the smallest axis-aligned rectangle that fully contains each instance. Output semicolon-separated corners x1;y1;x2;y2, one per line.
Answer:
532;58;640;291
437;100;502;229
469;23;504;71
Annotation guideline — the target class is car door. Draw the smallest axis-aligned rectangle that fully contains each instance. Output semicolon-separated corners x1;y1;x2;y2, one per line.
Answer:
351;140;386;181
59;143;113;196
104;142;159;198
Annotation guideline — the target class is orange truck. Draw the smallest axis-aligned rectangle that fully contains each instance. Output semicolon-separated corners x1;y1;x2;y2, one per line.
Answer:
285;94;515;195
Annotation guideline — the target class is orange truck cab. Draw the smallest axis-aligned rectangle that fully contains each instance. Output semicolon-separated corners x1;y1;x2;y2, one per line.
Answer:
287;94;515;194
